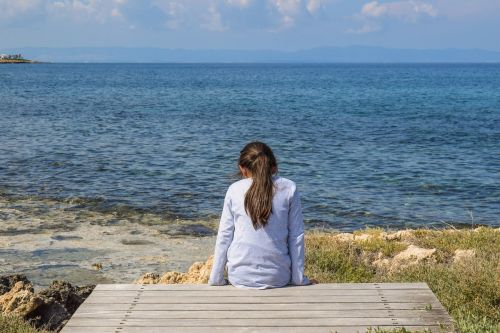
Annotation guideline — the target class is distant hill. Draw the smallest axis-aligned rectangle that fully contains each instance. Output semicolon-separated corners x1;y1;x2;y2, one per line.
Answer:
3;46;500;63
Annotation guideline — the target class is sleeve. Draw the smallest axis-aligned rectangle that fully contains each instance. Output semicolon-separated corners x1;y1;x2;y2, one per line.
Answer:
208;187;235;286
287;184;310;286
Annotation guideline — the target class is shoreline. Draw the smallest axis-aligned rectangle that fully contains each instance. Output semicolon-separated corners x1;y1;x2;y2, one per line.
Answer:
1;226;498;332
1;194;497;288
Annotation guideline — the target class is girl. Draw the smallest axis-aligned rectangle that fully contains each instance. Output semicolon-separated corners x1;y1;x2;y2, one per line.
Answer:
208;141;317;289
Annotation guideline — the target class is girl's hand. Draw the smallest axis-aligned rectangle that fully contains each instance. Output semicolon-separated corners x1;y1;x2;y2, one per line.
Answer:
309;278;319;285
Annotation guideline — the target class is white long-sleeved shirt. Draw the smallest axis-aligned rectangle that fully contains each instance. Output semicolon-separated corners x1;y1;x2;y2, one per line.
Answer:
208;176;310;289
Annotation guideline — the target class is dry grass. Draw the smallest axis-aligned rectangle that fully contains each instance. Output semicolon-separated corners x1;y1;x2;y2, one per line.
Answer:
0;315;51;333
305;226;500;333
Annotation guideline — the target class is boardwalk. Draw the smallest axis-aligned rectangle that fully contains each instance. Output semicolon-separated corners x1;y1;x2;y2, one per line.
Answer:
61;283;454;333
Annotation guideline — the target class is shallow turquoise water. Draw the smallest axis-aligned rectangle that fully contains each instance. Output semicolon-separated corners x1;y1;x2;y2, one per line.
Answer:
0;63;499;230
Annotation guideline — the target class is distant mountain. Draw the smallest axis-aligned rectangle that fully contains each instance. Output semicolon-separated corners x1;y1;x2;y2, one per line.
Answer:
3;46;500;63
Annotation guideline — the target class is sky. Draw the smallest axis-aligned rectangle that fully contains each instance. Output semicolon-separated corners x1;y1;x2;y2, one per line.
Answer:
1;0;500;51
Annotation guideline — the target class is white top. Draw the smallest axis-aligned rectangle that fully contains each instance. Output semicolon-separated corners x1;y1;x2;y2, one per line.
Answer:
208;176;310;289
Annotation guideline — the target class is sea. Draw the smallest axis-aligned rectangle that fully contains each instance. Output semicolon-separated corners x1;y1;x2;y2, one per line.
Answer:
1;63;499;231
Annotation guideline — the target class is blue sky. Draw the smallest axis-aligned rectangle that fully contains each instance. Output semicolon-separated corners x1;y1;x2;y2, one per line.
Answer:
1;0;499;51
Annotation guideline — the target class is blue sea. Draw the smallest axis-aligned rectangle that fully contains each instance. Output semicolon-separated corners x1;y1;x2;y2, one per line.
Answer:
1;63;499;231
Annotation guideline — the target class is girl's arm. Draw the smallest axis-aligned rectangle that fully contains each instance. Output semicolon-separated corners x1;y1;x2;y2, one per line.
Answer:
208;187;235;286
288;185;310;286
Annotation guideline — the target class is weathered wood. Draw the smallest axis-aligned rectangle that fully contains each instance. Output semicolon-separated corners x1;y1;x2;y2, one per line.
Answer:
72;309;449;319
93;282;429;291
84;295;439;303
64;317;446;326
75;301;444;311
89;289;435;297
61;283;454;333
61;325;448;333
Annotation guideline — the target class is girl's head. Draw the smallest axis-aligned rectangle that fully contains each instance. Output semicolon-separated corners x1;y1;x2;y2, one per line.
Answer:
238;141;278;230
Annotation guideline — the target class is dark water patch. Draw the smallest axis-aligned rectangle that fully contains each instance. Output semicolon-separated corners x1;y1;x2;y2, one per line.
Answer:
120;239;155;245
0;228;45;236
50;235;83;241
159;224;217;237
30;248;106;262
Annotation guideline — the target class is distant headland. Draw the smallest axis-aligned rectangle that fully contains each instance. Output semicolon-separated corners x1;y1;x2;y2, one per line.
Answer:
0;53;38;63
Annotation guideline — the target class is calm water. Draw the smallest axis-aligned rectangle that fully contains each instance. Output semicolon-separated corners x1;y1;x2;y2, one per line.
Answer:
0;64;499;231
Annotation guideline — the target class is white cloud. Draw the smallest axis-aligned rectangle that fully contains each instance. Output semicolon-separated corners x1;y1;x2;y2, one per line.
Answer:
349;0;437;34
360;1;437;21
0;0;41;18
0;0;330;31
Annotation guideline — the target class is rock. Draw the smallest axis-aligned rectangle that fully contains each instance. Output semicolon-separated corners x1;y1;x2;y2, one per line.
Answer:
373;258;391;269
37;280;94;314
135;272;160;284
0;275;95;332
91;263;103;270
388;245;437;271
370;245;437;272
0;274;31;296
382;230;413;241
28;280;95;331
354;234;372;241
453;249;476;264
333;233;354;242
0;281;42;316
136;256;214;285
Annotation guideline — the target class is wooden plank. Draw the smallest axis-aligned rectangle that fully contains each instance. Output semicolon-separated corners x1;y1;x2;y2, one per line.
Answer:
61;283;454;333
93;283;429;291
84;295;439;304
64;317;446;327
89;289;436;297
75;301;444;311
61;325;450;333
72;309;450;319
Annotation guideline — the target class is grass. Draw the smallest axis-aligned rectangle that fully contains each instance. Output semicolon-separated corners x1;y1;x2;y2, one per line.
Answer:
305;226;500;333
0;315;50;333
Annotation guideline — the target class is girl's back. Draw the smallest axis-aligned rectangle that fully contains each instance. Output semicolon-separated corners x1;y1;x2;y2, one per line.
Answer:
208;142;310;289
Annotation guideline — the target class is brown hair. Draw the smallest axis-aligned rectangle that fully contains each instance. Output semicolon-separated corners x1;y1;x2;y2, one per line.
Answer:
238;142;278;230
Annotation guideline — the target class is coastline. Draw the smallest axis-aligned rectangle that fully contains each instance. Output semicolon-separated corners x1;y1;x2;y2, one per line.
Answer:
0;59;38;64
1;226;498;332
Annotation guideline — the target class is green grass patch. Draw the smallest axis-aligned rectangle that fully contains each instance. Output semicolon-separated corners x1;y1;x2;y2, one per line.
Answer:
0;315;51;333
357;237;408;257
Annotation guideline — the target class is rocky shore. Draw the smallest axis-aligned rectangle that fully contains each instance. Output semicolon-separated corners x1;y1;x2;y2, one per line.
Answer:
1;226;499;332
0;275;94;331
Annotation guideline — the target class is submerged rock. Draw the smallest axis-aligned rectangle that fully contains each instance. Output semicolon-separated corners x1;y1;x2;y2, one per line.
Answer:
159;224;216;237
0;274;95;332
135;272;160;284
136;255;214;285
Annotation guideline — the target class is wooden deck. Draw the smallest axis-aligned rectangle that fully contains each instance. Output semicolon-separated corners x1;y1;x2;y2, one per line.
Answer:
61;283;454;333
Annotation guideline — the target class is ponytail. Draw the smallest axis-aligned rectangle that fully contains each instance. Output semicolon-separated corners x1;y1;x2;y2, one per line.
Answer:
238;142;277;230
